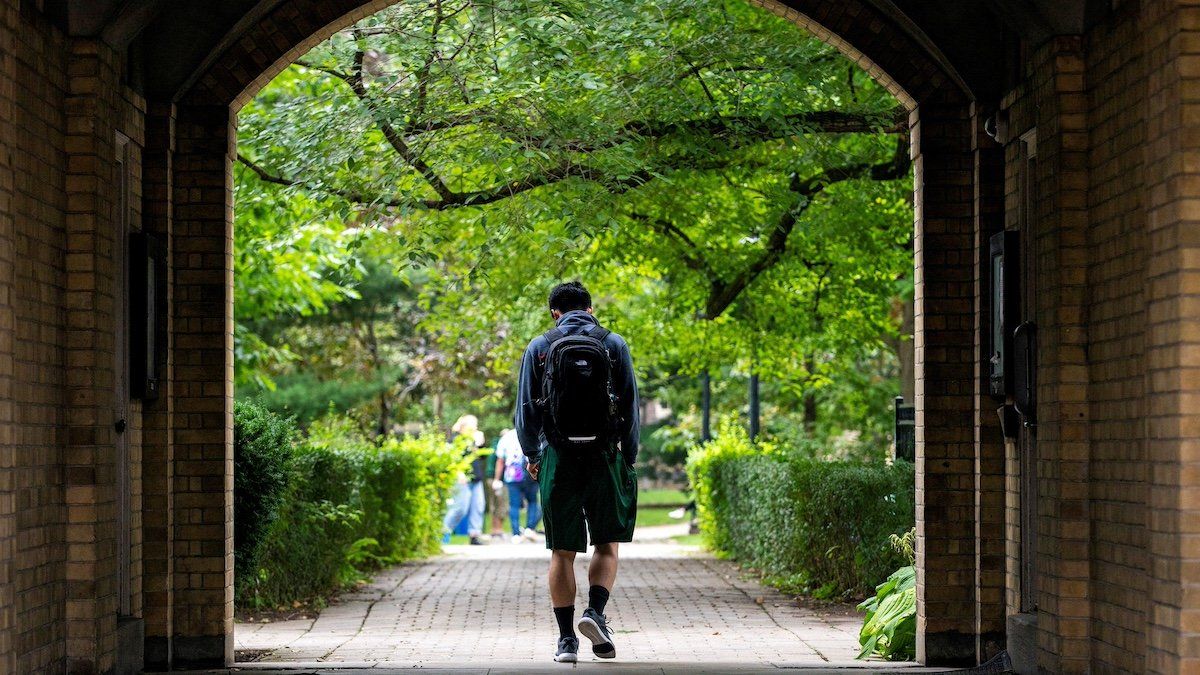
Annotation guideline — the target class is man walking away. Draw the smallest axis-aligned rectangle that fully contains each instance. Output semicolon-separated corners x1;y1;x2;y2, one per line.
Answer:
515;281;639;664
494;427;541;542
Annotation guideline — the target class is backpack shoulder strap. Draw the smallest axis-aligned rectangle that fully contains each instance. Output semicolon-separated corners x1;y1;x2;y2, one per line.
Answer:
543;328;566;345
585;325;611;341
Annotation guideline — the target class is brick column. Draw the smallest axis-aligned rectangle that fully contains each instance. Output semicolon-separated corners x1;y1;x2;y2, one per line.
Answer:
170;104;234;668
1027;38;1091;673
972;104;1007;662
912;97;979;666
1143;2;1200;671
63;39;124;674
142;101;175;670
0;5;17;672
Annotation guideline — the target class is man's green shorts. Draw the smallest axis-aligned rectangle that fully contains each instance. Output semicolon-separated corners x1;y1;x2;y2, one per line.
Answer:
539;445;638;552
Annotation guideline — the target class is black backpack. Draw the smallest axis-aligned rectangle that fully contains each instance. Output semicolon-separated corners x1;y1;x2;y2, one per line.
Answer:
538;324;619;455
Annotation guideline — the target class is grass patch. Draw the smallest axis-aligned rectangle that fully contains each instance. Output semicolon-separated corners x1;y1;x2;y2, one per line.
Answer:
636;506;685;527
638;488;689;506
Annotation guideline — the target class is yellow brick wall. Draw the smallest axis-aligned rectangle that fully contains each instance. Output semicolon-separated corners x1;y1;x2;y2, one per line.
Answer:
0;4;148;672
3;3;69;673
1084;3;1150;671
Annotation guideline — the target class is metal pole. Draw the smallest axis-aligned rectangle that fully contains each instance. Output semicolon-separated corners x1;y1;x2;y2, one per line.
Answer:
749;372;760;440
700;371;712;442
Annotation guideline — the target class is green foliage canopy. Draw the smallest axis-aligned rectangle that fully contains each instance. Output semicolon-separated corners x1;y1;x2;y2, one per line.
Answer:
234;0;913;441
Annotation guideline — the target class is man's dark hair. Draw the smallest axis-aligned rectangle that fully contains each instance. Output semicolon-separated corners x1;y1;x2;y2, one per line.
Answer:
548;281;592;313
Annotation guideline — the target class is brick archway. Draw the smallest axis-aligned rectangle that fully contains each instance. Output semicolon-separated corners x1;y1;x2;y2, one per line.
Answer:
179;0;962;111
157;0;988;668
17;1;1200;672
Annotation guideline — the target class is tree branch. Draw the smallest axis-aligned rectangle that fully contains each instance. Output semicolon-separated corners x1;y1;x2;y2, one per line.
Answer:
239;132;906;222
294;59;352;82
236;153;656;210
351;106;907;151
702;140;910;319
345;45;456;202
675;61;768;83
236;152;408;207
626;210;716;280
679;51;721;115
521;107;907;153
412;0;446;124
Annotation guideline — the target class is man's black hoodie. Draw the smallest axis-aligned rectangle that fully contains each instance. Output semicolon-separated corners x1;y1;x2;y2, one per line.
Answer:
514;310;639;466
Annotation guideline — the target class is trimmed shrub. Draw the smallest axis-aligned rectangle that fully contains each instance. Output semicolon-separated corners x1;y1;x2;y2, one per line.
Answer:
233;400;295;583
687;421;914;598
235;416;464;610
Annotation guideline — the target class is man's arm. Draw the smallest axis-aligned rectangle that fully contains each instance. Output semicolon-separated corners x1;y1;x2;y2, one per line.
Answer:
615;338;640;466
514;340;544;462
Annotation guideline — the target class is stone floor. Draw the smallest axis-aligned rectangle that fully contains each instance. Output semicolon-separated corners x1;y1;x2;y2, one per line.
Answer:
233;526;935;674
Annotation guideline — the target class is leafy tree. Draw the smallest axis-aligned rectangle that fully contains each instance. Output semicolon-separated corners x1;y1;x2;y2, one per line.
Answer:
235;0;913;447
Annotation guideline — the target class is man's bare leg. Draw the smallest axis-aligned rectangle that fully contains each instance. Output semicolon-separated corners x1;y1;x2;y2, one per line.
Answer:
549;549;577;606
588;542;618;591
578;543;619;658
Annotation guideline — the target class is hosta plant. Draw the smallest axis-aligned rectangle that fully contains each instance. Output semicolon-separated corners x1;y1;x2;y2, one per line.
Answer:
856;563;916;659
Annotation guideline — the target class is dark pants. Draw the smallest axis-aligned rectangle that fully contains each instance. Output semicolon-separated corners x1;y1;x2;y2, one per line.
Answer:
507;478;541;535
539;445;637;552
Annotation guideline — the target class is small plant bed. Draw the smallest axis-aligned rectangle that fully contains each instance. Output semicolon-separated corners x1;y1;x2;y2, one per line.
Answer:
235;605;320;624
234;576;370;624
792;593;860;620
234;649;273;663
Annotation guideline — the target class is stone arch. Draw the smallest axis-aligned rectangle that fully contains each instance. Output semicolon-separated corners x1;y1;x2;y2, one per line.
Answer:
163;0;987;668
178;0;972;110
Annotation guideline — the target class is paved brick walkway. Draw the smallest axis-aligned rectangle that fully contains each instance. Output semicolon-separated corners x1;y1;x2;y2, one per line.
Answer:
234;528;928;673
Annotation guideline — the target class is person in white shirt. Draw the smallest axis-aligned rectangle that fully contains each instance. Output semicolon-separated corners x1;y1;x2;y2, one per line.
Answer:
493;427;541;543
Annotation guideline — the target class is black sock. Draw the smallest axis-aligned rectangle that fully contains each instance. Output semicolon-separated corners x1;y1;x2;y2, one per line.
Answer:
588;585;610;614
553;605;576;639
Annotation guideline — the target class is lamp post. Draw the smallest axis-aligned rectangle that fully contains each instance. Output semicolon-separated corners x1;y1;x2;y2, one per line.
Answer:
749;372;760;440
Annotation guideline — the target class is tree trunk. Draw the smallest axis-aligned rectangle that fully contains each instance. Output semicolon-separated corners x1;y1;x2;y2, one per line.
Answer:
802;393;817;436
700;371;712;441
363;318;389;440
377;391;390;439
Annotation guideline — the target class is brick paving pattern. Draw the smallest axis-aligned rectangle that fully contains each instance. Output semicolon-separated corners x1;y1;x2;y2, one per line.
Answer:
234;530;922;673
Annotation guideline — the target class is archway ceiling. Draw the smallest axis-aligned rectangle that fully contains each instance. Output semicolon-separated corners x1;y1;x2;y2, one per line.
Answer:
60;0;1083;103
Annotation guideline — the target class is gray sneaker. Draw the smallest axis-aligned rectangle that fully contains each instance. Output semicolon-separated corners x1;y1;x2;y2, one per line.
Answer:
554;635;579;663
577;608;616;659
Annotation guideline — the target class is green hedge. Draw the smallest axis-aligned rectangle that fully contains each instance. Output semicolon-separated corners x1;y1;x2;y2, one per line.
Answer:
234;414;463;610
233;400;295;584
687;422;914;598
